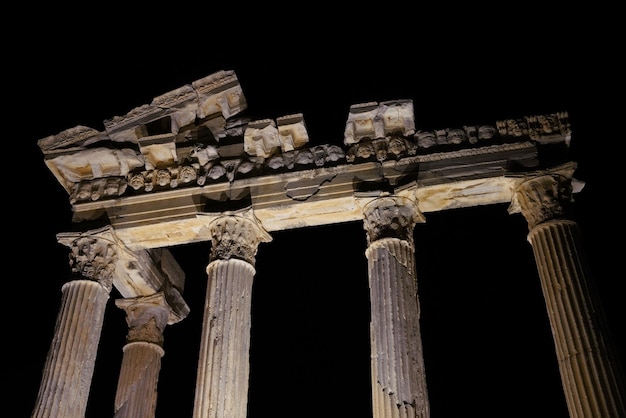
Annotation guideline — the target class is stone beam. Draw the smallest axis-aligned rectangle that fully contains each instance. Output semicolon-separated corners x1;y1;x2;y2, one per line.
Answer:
37;70;575;251
78;141;540;250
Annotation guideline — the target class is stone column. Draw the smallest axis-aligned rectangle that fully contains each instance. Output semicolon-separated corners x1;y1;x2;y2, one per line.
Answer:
509;163;626;418
193;209;271;418
361;195;430;418
113;292;170;418
32;230;117;418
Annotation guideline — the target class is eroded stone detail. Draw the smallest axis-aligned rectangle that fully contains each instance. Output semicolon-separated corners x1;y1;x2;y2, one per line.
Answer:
415;123;498;149
61;232;118;292
497;111;571;146
362;195;430;418
37;70;572;209
346;136;418;163
47;147;145;185
362;195;425;245
285;174;336;201
508;162;577;229
243;118;281;158
192;70;247;121
35;69;623;418
71;177;129;203
344;100;416;145
207;209;272;265
114;293;170;418
116;293;170;346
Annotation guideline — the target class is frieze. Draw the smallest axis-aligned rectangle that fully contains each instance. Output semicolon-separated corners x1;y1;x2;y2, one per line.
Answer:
71;177;128;204
497;111;570;145
69;145;348;203
37;70;572;207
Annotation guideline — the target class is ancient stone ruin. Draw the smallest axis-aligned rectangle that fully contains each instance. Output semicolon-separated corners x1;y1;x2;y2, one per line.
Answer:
31;70;625;418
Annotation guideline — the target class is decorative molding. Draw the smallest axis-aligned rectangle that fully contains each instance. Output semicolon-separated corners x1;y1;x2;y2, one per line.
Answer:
361;195;425;245
36;70;572;208
508;162;577;229
60;231;118;292
205;208;272;265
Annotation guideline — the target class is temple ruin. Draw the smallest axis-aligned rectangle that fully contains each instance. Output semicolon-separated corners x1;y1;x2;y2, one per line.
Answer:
31;70;626;418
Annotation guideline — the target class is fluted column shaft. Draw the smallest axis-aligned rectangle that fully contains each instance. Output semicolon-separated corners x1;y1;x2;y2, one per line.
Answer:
362;195;429;418
114;292;170;418
193;210;271;418
530;220;626;417
511;164;626;418
32;232;117;418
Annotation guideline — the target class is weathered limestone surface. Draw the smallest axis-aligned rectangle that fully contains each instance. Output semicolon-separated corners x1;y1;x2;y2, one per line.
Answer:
36;70;573;251
510;170;626;418
56;226;190;321
114;292;173;418
31;233;116;418
35;69;608;418
362;196;429;418
193;209;271;418
31;228;189;418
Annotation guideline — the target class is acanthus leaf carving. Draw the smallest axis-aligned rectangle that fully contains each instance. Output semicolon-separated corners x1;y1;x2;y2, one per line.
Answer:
508;162;577;229
361;195;425;245
65;234;118;292
207;209;272;265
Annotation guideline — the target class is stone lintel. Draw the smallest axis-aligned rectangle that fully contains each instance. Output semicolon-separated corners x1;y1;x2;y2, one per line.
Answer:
68;141;547;250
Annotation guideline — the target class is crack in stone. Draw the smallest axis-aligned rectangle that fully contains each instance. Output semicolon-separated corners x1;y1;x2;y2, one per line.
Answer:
284;174;336;201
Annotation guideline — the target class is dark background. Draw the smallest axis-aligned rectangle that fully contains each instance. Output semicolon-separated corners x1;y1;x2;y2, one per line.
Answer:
10;13;623;418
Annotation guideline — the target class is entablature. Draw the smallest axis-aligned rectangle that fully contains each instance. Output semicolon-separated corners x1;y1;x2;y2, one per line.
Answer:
37;70;575;250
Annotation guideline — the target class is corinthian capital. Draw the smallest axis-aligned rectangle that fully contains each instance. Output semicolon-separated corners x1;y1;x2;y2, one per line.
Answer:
207;208;272;265
361;195;425;245
57;226;118;292
508;162;578;229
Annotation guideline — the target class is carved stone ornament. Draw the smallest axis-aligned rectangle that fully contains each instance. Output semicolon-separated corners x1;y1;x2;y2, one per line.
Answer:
37;69;573;208
207;208;272;265
362;195;425;245
115;293;170;346
66;234;117;292
509;162;577;229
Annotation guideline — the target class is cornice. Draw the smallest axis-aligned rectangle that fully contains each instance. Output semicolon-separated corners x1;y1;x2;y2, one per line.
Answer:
36;70;575;249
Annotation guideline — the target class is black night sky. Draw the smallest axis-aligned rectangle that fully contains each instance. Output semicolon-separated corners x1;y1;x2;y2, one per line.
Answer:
11;12;623;418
